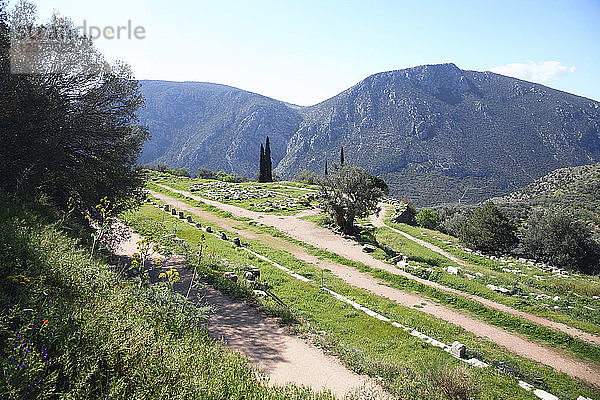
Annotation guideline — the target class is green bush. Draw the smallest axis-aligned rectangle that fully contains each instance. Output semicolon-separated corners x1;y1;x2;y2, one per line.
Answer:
295;170;321;185
416;209;441;230
458;201;517;253
522;207;600;273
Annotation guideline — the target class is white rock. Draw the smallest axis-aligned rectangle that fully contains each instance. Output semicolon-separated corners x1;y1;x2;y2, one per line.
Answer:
447;266;459;275
533;388;559;400
518;380;533;391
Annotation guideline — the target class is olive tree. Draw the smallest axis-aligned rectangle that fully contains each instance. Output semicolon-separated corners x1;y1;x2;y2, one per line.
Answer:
416;209;441;230
1;1;147;214
319;164;387;235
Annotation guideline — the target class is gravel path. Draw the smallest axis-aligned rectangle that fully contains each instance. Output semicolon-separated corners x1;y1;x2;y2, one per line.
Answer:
152;185;600;388
115;220;371;398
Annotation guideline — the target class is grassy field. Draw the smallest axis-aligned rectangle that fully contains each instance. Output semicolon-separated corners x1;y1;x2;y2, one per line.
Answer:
380;218;600;333
150;174;319;216
0;194;334;400
124;199;600;400
149;183;600;366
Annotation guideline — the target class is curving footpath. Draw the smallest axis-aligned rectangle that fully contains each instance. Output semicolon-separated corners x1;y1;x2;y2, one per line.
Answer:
114;225;372;398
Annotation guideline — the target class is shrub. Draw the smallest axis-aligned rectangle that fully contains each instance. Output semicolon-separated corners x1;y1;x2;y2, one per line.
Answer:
522;207;600;273
171;167;191;177
421;358;479;400
458;201;517;253
197;168;217;180
295;170;321;185
416;209;441;230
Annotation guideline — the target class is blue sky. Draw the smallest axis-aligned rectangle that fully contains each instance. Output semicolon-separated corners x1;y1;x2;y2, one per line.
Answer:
28;0;600;105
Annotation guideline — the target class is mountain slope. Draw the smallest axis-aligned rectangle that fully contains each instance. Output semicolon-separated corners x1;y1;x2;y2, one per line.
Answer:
138;80;302;177
276;64;600;205
494;163;600;226
138;64;600;205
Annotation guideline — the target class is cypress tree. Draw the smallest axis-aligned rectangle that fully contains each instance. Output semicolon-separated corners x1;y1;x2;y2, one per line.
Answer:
259;144;265;182
265;136;273;182
340;146;345;165
325;160;328;176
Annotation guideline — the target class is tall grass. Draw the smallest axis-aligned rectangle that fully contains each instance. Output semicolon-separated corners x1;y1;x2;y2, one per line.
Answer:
0;194;332;400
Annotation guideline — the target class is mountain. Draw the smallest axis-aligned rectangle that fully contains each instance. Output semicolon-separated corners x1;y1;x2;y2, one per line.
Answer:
138;80;302;178
138;64;600;205
493;163;600;226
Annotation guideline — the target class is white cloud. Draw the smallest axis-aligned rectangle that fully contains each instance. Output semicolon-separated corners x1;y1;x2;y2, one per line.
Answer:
490;61;576;82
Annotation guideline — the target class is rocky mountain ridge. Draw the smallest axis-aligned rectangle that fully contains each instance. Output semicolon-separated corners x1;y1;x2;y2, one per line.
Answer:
138;63;600;205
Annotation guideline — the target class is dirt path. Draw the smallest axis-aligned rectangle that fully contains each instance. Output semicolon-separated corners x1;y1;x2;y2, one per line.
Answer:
115;221;371;398
151;188;600;388
156;184;600;347
369;208;600;348
369;209;471;267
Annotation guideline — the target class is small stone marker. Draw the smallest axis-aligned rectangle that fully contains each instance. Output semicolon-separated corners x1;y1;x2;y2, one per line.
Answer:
205;226;212;233
186;215;193;223
178;211;185;219
450;341;466;358
447;266;459;275
221;232;228;241
223;272;237;282
171;208;177;215
195;222;202;229
362;244;376;253
164;204;170;212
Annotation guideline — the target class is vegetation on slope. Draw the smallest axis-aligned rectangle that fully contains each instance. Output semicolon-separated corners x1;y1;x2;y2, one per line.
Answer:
0;194;332;399
493;162;600;226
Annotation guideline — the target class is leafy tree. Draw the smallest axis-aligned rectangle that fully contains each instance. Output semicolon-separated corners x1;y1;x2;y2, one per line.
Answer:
319;164;386;234
170;167;190;177
0;2;147;214
458;201;517;253
522;208;600;273
295;170;320;185
197;167;216;179
369;174;389;196
417;209;441;230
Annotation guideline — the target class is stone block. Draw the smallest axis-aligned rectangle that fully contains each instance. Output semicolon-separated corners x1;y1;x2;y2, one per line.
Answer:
362;244;376;253
223;272;237;282
450;341;466;358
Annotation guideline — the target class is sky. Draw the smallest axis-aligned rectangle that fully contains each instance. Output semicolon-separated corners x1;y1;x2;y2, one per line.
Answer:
23;0;600;106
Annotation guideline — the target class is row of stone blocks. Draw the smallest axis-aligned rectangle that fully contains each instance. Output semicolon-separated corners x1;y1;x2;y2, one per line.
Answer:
159;203;242;247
